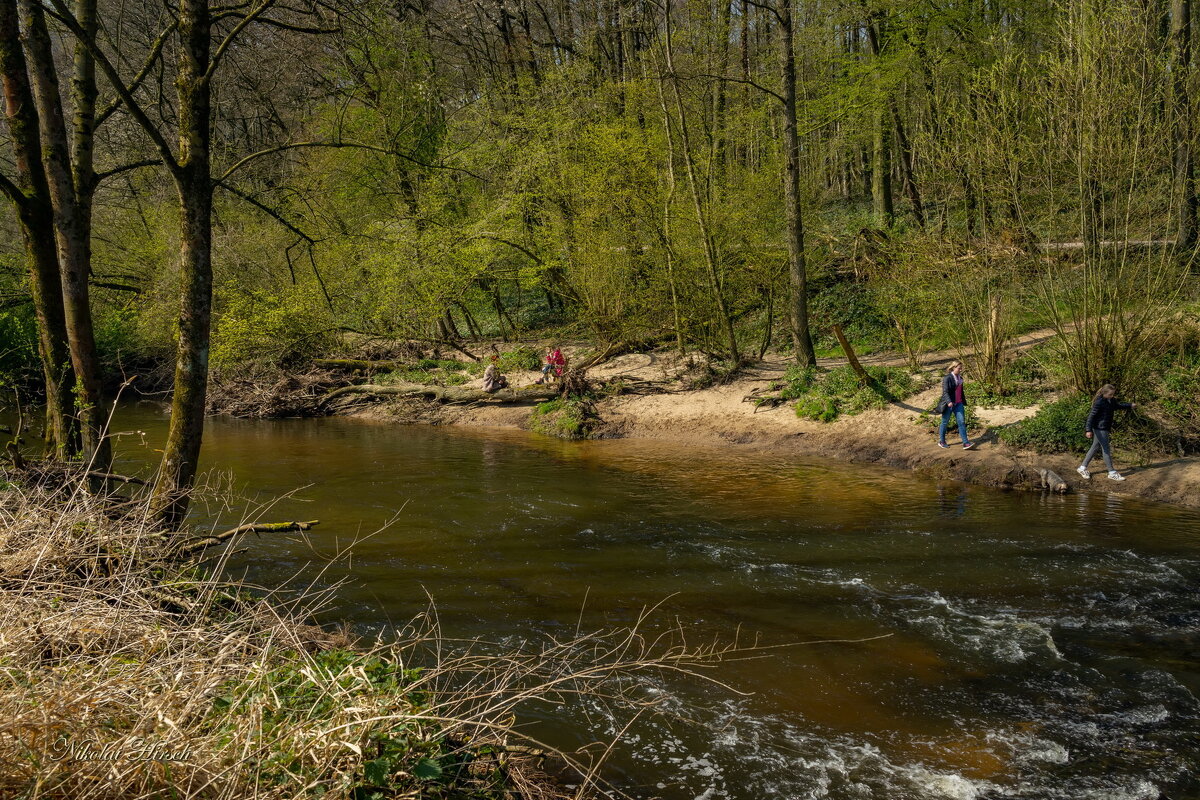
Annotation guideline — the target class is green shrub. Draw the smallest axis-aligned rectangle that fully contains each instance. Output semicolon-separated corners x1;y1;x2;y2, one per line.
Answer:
776;365;818;400
996;394;1091;453
808;279;892;356
999;393;1188;457
530;396;596;439
795;394;838;422
211;289;334;371
416;358;466;371
379;368;439;386
970;350;1048;408
0;310;38;382
1159;356;1200;431
788;365;926;422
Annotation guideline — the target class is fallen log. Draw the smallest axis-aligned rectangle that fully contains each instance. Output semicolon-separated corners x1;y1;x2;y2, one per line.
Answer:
320;382;562;407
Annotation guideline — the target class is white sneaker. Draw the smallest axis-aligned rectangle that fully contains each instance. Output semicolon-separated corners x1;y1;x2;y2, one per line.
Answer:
1107;471;1125;481
1076;465;1090;480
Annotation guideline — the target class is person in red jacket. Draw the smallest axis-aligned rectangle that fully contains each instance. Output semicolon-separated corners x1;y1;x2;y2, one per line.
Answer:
536;346;567;384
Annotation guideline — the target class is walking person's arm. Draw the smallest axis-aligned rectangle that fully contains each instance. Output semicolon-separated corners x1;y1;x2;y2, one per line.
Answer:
1085;396;1103;437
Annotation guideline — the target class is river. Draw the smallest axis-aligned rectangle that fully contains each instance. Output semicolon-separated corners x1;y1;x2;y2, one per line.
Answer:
105;404;1200;799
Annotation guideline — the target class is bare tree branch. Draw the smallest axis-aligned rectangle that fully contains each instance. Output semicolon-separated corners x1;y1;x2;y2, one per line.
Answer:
94;159;163;184
217;140;487;182
206;0;278;80
44;0;180;173
93;19;180;126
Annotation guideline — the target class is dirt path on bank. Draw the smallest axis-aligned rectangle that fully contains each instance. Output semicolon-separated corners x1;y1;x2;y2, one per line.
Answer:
357;332;1200;513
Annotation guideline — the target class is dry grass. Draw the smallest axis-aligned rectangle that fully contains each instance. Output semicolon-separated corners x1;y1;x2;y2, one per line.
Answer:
0;480;752;799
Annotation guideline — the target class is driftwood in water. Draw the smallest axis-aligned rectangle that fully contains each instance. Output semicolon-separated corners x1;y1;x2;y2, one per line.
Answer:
176;520;320;557
322;382;562;407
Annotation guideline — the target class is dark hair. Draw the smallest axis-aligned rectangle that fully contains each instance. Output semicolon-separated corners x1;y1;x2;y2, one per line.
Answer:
1094;383;1117;400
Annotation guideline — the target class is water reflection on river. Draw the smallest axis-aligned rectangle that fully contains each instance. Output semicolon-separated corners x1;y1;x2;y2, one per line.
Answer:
110;404;1199;799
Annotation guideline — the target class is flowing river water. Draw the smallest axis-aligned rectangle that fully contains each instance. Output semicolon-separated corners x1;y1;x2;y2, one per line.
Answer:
105;404;1200;799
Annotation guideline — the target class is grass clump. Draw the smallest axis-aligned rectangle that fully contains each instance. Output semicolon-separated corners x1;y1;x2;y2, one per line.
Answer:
2;480;751;799
784;365;925;423
530;396;597;440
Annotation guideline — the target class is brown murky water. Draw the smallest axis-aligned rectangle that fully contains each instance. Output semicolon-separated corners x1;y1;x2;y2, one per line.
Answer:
105;404;1200;798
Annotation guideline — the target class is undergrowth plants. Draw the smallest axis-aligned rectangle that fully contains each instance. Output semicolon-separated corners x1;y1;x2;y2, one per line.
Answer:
769;365;926;422
530;396;597;439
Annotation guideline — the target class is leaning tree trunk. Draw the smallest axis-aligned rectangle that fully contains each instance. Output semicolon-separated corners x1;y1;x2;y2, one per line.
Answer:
152;0;212;528
0;0;77;457
19;0;110;469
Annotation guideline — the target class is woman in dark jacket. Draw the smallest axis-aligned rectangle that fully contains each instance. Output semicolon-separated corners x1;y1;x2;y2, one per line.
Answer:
937;361;974;450
1077;384;1136;481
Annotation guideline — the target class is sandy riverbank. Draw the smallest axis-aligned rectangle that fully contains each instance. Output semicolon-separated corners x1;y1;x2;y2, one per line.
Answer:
349;347;1200;512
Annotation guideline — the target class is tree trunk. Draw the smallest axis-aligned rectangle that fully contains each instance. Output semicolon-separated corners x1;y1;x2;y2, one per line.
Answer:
153;0;212;528
0;0;77;458
865;19;895;228
663;0;739;363
654;60;686;355
832;324;870;386
1172;0;1196;250
871;107;894;227
19;0;110;469
779;0;816;366
890;106;925;229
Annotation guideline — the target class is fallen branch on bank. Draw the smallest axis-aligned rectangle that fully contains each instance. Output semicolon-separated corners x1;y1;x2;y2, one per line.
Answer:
320;382;562;407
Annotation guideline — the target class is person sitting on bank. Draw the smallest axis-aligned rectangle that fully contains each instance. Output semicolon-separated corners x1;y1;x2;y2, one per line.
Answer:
1077;383;1136;482
483;355;509;393
536;346;567;384
936;361;975;450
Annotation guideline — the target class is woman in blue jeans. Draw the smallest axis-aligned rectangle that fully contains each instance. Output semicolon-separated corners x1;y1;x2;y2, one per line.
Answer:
1077;384;1136;481
937;361;974;450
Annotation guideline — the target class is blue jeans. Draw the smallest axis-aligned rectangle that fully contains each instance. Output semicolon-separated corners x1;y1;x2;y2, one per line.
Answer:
940;403;969;445
1081;428;1114;472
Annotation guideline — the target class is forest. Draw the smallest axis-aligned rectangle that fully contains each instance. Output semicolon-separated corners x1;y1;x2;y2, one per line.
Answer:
2;0;1199;521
